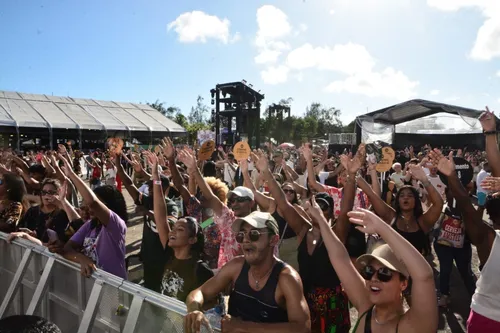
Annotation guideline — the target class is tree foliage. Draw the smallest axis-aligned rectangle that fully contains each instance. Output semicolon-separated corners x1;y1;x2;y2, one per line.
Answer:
260;100;348;144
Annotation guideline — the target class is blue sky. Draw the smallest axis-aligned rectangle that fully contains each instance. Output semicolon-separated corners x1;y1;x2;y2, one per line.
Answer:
1;0;499;130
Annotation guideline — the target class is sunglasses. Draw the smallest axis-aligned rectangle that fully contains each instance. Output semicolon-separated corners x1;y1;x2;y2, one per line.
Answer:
235;229;270;243
41;190;57;196
360;265;395;283
228;196;251;205
283;189;295;194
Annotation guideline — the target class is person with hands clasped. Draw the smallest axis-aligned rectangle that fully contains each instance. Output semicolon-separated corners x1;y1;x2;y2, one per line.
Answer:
184;210;311;333
307;198;437;332
429;142;500;332
58;154;128;279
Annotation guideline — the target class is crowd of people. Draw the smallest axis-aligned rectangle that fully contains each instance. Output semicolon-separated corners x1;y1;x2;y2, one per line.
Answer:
1;109;500;333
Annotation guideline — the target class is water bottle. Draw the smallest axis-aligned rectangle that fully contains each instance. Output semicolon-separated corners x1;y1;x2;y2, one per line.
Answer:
204;308;221;331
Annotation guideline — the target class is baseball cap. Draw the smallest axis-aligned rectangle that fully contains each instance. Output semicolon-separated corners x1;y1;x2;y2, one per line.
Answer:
228;186;255;201
232;211;279;235
356;243;409;278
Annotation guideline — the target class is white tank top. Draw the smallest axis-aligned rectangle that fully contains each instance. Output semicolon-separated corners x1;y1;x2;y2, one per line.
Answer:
471;230;500;322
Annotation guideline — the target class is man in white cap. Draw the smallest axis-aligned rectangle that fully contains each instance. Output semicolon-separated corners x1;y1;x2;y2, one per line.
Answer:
184;211;311;333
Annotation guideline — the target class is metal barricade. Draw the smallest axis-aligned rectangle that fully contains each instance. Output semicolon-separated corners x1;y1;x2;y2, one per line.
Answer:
0;232;218;333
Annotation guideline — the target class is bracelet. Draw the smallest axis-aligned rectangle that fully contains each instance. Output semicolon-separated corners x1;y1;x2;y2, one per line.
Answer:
153;180;162;185
422;181;431;188
484;130;497;136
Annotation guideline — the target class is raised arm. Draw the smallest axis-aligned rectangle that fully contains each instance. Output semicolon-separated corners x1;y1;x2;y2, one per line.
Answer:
147;152;171;249
254;155;310;236
349;209;437;332
162;138;193;204
114;154;140;202
241;160;273;212
409;165;444;231
303;145;326;193
59;154;112;226
357;176;395;223
334;154;360;243
480;108;500;176
178;149;224;216
305;198;371;314
430;149;495;265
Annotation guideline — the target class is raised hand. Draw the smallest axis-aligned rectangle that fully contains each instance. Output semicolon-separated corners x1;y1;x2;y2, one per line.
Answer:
428;149;455;177
178;149;197;173
481;176;500;192
340;154;362;175
254;153;269;172
348;209;386;235
408;164;428;182
301;144;312;161
161;137;175;160
240;159;249;174
304;195;326;223
58;154;73;177
479;107;496;132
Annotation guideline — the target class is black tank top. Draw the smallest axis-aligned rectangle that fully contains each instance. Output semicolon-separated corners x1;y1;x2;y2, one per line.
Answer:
391;218;428;255
297;231;341;293
228;260;288;323
272;211;296;240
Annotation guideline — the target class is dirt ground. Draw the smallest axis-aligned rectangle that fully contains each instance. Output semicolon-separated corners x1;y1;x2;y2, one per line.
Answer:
121;188;479;333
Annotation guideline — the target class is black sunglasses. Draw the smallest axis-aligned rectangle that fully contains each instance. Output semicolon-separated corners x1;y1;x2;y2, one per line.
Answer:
360;265;395;283
228;196;251;205
41;190;57;196
236;230;270;243
283;189;295;194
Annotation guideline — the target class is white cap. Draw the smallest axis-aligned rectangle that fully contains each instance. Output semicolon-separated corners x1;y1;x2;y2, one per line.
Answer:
232;211;279;235
228;186;255;201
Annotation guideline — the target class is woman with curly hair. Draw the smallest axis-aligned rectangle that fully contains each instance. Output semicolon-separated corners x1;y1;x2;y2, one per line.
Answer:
0;172;27;233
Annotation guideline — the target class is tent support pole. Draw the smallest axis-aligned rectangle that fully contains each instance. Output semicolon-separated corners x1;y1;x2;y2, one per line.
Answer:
49;127;53;150
16;126;20;152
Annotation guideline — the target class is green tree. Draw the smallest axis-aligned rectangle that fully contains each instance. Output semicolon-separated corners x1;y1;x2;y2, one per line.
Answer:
148;100;178;120
305;102;343;138
188;95;209;124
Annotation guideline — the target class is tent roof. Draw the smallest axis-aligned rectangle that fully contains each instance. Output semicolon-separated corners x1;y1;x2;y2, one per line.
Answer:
358;99;484;125
0;91;186;134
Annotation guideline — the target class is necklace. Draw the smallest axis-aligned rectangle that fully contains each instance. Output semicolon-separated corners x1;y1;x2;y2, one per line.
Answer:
373;305;400;325
400;215;411;231
250;263;275;290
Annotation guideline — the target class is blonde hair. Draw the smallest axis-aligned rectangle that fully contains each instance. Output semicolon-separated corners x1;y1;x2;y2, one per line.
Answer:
204;177;229;204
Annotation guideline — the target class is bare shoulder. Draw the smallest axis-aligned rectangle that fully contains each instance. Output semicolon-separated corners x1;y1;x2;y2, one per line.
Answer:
278;264;303;287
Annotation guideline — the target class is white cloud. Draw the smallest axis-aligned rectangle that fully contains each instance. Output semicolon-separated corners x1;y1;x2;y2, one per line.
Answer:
167;11;238;44
329;9;335;15
286;43;375;75
427;1;500;60
496;70;500;77
430;89;440;95
260;66;290;85
299;24;308;32
325;68;419;100
254;5;292;64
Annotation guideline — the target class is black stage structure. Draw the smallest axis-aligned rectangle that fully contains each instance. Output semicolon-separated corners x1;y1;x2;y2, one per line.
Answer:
354;99;491;151
211;81;264;148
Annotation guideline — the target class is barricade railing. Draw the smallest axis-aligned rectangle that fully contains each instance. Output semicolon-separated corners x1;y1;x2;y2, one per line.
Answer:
0;232;218;333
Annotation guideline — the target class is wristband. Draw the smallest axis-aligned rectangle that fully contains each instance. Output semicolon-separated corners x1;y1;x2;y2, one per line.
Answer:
153;180;162;185
483;130;497;136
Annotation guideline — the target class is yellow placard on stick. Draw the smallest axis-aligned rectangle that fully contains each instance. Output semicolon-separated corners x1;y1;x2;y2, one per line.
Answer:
233;141;251;161
198;140;215;161
376;147;395;173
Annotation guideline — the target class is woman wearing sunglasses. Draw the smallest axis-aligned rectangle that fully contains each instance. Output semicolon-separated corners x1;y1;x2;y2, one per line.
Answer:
306;200;437;332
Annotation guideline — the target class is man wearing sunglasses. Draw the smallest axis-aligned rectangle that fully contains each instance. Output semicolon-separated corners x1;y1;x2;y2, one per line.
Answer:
184;211;311;333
